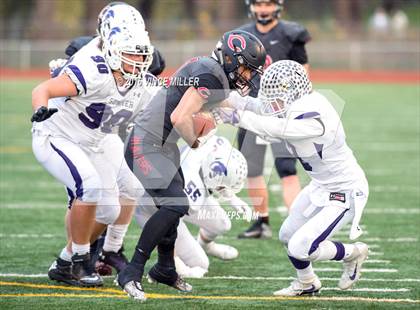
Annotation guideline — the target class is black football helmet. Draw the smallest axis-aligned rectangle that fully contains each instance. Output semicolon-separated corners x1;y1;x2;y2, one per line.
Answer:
245;0;284;25
214;30;266;96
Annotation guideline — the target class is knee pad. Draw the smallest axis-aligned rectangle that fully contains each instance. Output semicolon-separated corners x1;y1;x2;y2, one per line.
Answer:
80;172;103;203
287;234;312;261
278;224;293;246
95;196;121;225
219;217;232;235
275;158;297;178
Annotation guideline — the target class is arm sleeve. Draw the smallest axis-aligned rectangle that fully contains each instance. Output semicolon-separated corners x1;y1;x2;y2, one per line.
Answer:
227;91;262;114
194;73;227;104
238;111;324;140
288;43;309;65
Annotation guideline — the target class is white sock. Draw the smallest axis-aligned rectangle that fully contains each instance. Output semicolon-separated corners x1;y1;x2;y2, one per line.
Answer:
312;241;356;261
296;264;316;283
72;242;90;256
59;247;72;262
103;224;129;253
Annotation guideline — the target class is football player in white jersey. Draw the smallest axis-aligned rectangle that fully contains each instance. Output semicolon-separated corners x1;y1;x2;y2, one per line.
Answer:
31;3;154;286
214;60;369;296
134;135;252;278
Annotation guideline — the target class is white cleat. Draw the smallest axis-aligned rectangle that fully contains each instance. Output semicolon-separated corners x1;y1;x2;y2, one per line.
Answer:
121;280;147;301
273;276;321;296
203;242;239;260
339;242;369;290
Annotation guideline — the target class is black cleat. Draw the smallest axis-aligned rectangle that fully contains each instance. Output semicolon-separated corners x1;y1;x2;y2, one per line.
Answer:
48;257;79;286
72;253;103;287
147;264;192;292
237;217;272;239
100;247;129;273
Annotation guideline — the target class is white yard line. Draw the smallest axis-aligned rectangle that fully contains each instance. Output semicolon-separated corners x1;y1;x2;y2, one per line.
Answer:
322;287;410;293
319;259;390;264
274;206;420;215
315;268;397;273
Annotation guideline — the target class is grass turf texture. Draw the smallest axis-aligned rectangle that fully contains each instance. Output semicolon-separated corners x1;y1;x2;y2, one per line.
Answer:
0;80;419;309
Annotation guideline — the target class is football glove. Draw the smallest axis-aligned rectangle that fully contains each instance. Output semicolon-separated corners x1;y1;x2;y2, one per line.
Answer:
31;106;58;122
228;195;253;222
211;107;242;126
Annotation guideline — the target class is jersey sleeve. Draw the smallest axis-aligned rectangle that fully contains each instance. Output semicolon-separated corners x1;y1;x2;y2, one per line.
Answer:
62;52;109;96
238;110;324;140
194;73;228;104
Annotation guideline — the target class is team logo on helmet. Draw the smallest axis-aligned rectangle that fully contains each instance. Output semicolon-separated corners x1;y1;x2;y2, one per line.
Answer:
209;160;227;178
278;78;295;92
227;34;247;52
264;55;273;69
197;87;211;99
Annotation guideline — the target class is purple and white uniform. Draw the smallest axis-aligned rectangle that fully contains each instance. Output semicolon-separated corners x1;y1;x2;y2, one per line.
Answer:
237;91;369;260
32;37;155;224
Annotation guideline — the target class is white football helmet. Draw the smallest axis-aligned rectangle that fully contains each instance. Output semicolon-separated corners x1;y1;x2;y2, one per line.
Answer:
102;24;154;81
259;60;312;117
202;143;248;199
97;2;145;38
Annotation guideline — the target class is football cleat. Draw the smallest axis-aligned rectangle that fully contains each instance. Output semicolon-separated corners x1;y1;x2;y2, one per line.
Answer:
339;242;369;290
202;241;239;260
273;276;321;296
71;253;103;287
100;247;129;273
147;264;192;293
118;279;147;301
238;218;272;239
48;257;79;286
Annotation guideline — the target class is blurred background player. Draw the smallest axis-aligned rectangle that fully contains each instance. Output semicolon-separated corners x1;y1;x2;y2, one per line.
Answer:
215;60;369;296
32;2;154;287
119;30;266;301
135;135;251;278
236;0;310;239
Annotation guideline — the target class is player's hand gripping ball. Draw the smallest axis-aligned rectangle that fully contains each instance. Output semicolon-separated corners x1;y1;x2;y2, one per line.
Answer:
192;111;216;137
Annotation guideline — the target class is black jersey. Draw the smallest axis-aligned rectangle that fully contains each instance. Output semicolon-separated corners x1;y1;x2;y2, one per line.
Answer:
134;56;230;144
238;20;310;96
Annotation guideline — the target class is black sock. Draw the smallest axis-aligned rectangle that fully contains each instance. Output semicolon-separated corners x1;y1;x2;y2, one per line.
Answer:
157;241;176;268
131;208;180;267
260;216;269;225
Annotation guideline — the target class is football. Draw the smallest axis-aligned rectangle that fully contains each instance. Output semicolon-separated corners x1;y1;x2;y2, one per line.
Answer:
192;111;216;137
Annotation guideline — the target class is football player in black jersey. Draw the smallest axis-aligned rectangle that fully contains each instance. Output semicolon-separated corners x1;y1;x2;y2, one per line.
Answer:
237;0;311;239
117;30;266;301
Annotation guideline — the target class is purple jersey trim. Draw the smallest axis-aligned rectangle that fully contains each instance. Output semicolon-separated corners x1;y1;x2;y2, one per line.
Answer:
67;65;87;94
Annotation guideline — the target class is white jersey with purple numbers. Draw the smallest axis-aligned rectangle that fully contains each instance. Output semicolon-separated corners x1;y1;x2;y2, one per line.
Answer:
180;135;232;211
37;37;155;150
239;91;367;192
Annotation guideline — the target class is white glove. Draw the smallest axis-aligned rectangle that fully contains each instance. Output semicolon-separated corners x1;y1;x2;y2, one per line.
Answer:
211;107;242;126
227;195;253;222
48;58;67;72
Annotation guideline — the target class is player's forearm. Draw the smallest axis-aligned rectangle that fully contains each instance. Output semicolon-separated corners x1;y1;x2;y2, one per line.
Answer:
172;115;198;147
239;111;324;140
224;92;261;114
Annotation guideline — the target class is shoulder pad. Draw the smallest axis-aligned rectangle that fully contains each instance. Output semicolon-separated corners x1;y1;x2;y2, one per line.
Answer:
237;22;255;33
279;20;310;44
65;36;95;57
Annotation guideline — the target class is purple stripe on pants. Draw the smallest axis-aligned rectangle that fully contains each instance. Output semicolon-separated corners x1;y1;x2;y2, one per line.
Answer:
308;209;348;256
288;255;310;270
50;143;83;199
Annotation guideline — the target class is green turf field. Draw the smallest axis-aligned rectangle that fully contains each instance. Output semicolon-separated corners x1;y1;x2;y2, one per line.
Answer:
0;80;419;309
